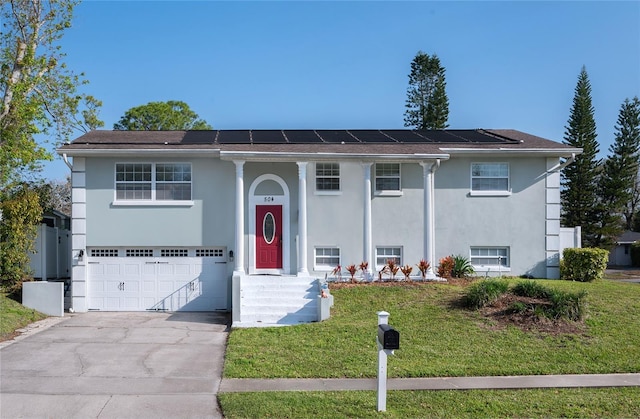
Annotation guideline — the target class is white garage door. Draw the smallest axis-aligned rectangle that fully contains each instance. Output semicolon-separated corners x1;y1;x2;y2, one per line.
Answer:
87;247;228;311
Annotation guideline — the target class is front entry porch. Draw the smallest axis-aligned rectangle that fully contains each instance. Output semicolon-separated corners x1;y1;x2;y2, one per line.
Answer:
231;274;333;327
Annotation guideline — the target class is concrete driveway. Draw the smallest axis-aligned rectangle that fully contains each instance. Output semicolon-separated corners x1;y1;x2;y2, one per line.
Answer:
1;311;229;419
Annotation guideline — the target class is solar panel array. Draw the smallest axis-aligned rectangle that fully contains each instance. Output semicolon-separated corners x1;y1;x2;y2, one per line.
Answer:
178;129;514;145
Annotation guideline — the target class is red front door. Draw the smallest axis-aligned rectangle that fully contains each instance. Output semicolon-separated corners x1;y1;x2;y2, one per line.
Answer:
256;205;283;269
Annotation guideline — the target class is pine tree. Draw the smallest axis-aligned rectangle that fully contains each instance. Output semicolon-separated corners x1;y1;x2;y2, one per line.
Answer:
560;67;600;247
595;97;640;247
404;51;449;130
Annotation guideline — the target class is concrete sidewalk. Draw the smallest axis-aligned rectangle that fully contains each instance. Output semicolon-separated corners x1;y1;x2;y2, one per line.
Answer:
219;373;640;393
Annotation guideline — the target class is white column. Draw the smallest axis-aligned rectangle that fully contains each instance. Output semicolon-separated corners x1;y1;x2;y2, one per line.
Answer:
421;162;437;279
363;163;373;278
297;162;309;275
234;160;246;274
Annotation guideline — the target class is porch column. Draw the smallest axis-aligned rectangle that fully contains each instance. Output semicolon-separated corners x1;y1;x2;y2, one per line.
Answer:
421;161;439;279
363;163;373;278
297;162;309;275
234;160;246;274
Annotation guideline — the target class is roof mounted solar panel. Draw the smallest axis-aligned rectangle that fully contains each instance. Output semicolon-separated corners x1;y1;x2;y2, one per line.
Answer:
349;130;396;143
181;131;215;144
455;130;511;143
283;130;323;144
382;130;431;143
251;130;286;144
217;130;251;144
315;130;360;143
420;130;469;143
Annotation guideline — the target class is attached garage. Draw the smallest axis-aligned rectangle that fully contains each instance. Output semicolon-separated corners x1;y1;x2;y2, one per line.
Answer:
87;247;229;311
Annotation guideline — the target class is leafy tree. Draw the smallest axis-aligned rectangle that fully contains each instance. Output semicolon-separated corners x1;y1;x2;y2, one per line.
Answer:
561;66;600;247
0;0;103;190
33;176;71;216
403;51;449;130
594;97;640;246
113;100;213;130
0;184;42;293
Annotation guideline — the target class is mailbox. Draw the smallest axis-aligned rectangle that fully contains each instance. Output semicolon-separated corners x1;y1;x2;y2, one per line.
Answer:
377;324;400;350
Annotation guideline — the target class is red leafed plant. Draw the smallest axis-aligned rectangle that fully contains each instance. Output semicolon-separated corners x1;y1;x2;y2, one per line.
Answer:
437;256;454;279
386;259;400;281
345;264;358;283
416;259;430;280
400;264;413;281
331;264;343;282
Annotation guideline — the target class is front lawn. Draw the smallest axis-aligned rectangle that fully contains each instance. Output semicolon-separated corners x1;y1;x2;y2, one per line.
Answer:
0;293;47;342
224;279;640;378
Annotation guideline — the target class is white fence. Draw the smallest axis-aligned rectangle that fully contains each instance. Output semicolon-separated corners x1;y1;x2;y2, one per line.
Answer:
29;224;71;280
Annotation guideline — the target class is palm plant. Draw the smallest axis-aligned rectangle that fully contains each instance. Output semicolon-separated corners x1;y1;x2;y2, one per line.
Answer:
452;255;474;278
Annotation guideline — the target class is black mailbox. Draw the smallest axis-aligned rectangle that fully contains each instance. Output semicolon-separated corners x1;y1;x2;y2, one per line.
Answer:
377;324;400;350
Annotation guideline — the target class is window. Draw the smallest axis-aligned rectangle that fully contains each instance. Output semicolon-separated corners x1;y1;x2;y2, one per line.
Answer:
375;163;401;192
115;163;192;201
315;247;340;270
116;163;151;200
316;163;340;191
90;248;119;257
160;249;188;257
126;249;154;257
470;247;509;267
196;248;224;257
376;247;402;269
471;163;509;192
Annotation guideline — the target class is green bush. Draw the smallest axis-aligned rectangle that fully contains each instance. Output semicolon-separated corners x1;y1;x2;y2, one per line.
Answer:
464;279;509;309
549;290;588;321
452;255;475;278
512;280;552;299
560;248;609;282
631;242;640;267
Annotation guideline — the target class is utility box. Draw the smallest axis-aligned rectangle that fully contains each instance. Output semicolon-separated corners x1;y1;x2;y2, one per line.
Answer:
377;324;399;350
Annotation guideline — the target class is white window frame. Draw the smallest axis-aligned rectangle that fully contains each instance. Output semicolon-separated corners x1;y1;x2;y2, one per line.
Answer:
315;162;341;195
113;162;194;206
470;162;511;196
375;246;403;271
314;247;341;271
470;247;511;273
374;163;402;196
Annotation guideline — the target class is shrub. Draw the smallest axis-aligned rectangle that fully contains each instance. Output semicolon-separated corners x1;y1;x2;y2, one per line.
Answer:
437;256;454;279
512;280;551;299
560;248;608;282
452;255;475;278
464;279;509;309
548;290;588;321
631;242;640;267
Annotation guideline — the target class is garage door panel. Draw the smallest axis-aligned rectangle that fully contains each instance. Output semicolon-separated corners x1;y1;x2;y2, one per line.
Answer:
87;250;228;312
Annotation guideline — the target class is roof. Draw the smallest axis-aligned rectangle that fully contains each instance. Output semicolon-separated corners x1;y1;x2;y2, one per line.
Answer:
57;129;580;159
616;230;640;244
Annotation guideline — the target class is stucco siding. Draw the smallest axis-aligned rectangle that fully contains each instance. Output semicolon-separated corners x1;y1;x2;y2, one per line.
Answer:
434;157;547;277
85;157;235;247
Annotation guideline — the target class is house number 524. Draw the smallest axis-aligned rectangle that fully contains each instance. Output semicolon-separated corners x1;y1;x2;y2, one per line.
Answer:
264;196;274;202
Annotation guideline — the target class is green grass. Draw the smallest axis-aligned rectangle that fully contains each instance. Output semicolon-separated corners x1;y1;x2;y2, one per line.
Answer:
224;279;640;378
0;293;47;341
219;387;640;418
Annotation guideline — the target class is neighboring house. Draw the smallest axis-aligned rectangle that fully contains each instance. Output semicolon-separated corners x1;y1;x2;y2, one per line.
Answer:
608;230;640;267
57;129;581;326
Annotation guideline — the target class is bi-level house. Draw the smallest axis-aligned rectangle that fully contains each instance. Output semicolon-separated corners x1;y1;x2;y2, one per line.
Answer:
57;129;581;326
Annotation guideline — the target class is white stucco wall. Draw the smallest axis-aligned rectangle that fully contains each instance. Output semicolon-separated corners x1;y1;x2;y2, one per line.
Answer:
85;157;235;247
434;157;548;278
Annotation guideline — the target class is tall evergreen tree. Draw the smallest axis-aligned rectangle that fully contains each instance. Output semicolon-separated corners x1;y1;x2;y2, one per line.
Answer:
404;51;449;130
561;66;600;247
595;97;640;247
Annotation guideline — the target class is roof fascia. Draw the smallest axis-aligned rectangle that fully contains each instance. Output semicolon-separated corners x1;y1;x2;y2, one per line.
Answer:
439;147;583;157
219;151;450;162
56;148;221;158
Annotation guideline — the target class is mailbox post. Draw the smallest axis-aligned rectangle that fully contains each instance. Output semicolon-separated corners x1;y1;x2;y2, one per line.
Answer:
376;311;399;412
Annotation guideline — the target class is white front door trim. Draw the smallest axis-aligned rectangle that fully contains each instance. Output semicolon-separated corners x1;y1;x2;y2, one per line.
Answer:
248;174;291;275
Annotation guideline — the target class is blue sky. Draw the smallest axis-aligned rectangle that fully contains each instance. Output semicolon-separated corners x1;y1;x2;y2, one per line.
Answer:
43;0;640;180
